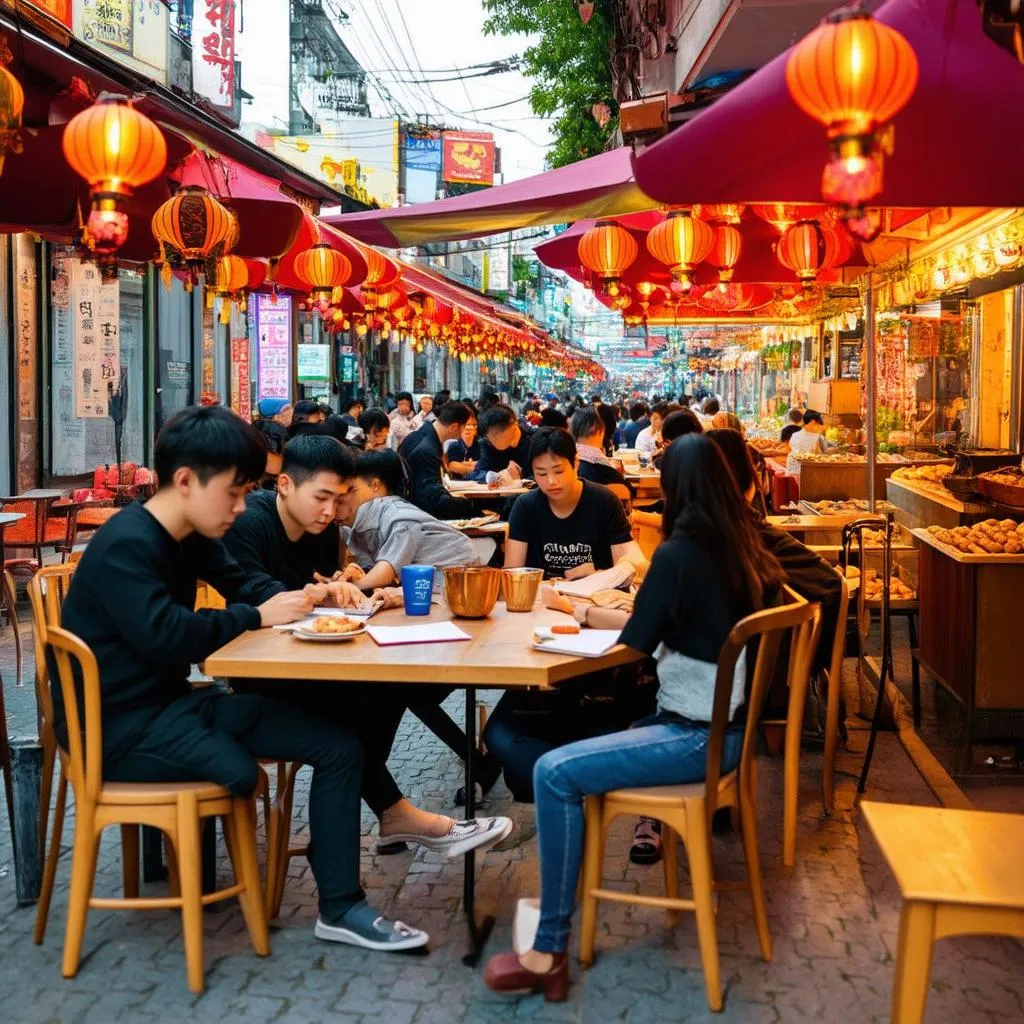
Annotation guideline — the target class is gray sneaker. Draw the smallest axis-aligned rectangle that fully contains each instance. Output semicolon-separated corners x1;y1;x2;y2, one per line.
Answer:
381;816;513;859
315;901;429;952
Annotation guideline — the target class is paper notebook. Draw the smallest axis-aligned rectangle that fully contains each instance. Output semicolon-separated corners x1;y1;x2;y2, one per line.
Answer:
366;622;472;646
530;628;622;658
552;563;636;600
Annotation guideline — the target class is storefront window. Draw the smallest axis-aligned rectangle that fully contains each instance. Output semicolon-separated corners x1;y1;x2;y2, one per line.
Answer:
156;275;197;431
50;250;145;478
977;289;1016;449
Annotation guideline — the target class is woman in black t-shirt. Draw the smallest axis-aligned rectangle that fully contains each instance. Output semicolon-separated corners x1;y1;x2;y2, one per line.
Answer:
484;434;786;1001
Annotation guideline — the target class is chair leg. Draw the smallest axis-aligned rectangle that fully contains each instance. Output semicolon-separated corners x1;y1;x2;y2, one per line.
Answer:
175;792;206;995
34;773;67;945
907;613;921;730
685;800;722;1013
226;799;270;957
578;795;604;968
783;668;809;869
39;736;56;864
270;764;299;920
164;835;180;897
61;816;101;979
2;571;22;688
822;668;841;816
0;668;14;842
661;821;680;924
738;793;772;962
892;901;936;1024
120;824;140;899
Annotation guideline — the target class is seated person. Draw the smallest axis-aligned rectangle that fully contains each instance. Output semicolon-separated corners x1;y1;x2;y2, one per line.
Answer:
780;407;804;444
470;404;534;485
652;408;703;469
289;399;325;434
635;401;668;456
388;391;417;452
58;406;429;951
484;428;649;802
570;407;634;497
223;433;510;857
359;407;391;451
539;407;568;429
443;412;480;478
402;401;478;520
786;409;829;476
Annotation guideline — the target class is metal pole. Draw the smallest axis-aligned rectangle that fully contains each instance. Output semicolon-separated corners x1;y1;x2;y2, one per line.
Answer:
864;278;877;512
10;738;42;905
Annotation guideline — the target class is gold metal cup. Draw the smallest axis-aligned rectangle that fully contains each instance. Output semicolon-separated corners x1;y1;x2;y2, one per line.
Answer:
440;566;502;618
501;568;544;612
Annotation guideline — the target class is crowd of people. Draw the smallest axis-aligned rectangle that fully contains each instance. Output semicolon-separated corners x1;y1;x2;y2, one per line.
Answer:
51;383;841;992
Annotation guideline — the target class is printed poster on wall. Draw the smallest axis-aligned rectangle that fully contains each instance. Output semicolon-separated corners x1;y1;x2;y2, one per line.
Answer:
442;131;495;185
230;336;251;419
74;262;120;417
192;0;235;110
255;294;291;400
15;234;37;421
80;0;132;54
51;253;86;475
75;0;168;83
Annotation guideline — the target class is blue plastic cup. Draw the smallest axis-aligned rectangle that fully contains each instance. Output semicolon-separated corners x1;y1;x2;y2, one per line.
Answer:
401;565;435;616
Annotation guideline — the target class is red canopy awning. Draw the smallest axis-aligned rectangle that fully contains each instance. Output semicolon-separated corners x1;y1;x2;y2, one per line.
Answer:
324;148;656;247
635;0;1024;208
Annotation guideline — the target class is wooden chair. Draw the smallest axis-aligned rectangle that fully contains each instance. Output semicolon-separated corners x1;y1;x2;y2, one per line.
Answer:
862;801;1024;1024
629;509;662;561
579;596;822;1013
42;626;269;993
821;573;852;815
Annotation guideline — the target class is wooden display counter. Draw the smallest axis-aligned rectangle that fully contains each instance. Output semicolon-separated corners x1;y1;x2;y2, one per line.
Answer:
886;477;992;531
913;528;1024;771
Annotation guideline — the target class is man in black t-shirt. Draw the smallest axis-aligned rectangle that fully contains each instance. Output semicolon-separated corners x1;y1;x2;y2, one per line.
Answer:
487;428;650;802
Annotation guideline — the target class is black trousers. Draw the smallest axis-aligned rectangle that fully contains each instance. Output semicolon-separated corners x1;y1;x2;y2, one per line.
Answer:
104;689;365;921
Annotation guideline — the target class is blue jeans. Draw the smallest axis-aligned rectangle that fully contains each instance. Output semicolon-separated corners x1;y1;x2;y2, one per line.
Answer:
531;717;743;953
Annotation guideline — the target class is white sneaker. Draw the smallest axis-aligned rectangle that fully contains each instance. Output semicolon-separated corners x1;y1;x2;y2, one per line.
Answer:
315;901;429;952
381;816;513;859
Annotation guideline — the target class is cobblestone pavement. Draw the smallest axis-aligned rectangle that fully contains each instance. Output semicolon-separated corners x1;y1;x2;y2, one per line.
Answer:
2;614;1023;1024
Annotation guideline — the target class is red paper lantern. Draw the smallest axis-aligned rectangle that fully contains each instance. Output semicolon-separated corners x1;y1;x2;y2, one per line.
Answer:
776;220;848;285
693;204;744;225
645;210;714;290
707;225;743;282
577;219;638;298
294;242;353;314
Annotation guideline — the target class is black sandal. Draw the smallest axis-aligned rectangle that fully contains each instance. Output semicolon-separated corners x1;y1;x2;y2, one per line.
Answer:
629;817;662;865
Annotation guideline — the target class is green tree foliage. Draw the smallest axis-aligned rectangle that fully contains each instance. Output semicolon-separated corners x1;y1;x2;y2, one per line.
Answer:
482;0;616;168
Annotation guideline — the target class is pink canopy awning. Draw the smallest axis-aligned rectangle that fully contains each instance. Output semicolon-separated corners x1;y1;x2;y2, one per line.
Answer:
635;0;1024;209
323;148;656;247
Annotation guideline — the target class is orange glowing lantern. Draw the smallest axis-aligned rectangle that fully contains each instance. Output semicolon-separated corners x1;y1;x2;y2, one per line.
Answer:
776;220;848;285
645;210;714;290
578;219;638;299
693;204;744;225
294;242;352;314
0;36;23;176
707;224;743;282
64;94;167;261
786;8;918;214
208;255;250;322
152;186;236;286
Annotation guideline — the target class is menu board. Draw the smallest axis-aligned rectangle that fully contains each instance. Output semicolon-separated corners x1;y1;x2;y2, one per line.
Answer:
74;261;120;417
255;294;291;400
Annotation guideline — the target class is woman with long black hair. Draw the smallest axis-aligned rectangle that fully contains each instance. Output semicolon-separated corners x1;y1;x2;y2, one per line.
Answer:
484;434;786;1001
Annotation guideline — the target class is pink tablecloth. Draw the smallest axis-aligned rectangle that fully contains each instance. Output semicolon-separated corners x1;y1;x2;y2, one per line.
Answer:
765;458;799;508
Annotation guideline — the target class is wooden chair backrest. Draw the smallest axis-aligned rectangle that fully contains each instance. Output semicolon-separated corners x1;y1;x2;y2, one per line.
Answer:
28;564;79;741
44;626;103;805
630;510;662;560
828;571;851;689
0;496;55;547
605;482;633;505
704;590;822;822
195;581;227;611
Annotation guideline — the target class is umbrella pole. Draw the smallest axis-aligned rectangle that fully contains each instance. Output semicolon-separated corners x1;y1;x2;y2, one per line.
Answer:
864;277;877;513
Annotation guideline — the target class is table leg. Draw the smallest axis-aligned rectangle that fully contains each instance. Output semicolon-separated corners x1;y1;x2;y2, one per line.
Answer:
462;685;494;966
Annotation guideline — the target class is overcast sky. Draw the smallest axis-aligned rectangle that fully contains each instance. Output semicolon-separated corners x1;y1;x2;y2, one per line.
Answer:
332;0;555;181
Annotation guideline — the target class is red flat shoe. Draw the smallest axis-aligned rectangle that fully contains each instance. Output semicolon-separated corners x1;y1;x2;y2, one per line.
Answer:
483;951;569;1002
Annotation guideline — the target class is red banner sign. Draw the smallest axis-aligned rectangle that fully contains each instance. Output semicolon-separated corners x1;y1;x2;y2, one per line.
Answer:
14;0;72;28
231;336;251;420
194;0;235;110
442;131;495;185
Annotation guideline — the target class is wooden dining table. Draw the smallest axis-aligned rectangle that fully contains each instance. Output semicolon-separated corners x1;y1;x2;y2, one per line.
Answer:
204;600;641;962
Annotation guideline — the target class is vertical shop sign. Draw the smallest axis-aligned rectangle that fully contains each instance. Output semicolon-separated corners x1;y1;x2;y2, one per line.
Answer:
442;131;495;185
15;236;36;421
193;0;235;110
74;262;120;417
255;294;291;399
80;0;133;54
230;336;250;419
51;253;86;474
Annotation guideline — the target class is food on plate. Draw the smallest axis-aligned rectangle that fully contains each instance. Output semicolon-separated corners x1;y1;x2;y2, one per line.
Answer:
310;615;364;635
927;519;1024;555
892;463;954;484
981;468;1024;487
791;452;908;464
748;437;789;456
806;498;897;514
550;624;581;635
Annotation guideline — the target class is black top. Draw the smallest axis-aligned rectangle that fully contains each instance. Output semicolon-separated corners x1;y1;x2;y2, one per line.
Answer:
508;480;632;578
780;423;801;443
222;489;340;594
58;503;271;763
470;431;534;482
578;459;635;497
446;437;481;464
620;535;752;664
256;419;288;455
622;417;649;448
403;422;475;520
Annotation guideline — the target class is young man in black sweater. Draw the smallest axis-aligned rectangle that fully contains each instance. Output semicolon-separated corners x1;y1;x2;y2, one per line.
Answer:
59;406;428;951
223;434;511;856
469;404;534;485
401;400;479;520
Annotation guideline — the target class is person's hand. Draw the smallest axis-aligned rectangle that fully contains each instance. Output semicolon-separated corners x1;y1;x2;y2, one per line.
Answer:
449;460;477;475
303;582;329;606
564;562;596;581
496;469;516;487
325;580;371;610
506;461;522;480
258;590;313;627
341;563;365;583
372;586;404;610
540;585;573;615
313;570;344;584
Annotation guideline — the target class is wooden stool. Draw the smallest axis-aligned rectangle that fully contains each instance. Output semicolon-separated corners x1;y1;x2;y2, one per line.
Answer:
862;801;1024;1024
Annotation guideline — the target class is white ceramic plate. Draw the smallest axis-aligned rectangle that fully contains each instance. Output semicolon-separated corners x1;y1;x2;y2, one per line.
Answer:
293;625;367;642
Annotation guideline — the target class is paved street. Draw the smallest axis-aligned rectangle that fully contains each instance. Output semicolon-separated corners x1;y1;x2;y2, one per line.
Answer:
2;615;1023;1024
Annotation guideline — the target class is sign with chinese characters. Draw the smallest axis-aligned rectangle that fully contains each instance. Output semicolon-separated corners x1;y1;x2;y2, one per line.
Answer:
75;0;168;83
15;235;36;421
442;131;495;185
230;336;250;419
254;294;291;400
193;0;235;111
74;261;120;418
80;0;131;53
297;344;330;382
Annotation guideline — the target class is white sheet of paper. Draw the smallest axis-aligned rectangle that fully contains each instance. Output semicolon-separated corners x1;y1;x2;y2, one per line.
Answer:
530;628;622;658
366;622;472;646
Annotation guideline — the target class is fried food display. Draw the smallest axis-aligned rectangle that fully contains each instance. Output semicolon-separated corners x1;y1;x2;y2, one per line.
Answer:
310;615;364;635
927;519;1024;555
892;463;954;484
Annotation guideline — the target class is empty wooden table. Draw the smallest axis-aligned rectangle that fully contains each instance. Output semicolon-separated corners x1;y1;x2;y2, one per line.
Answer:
205;601;640;962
